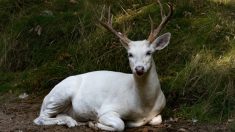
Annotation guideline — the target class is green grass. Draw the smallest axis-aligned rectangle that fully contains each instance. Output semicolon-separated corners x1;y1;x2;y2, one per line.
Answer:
169;50;235;121
0;0;234;123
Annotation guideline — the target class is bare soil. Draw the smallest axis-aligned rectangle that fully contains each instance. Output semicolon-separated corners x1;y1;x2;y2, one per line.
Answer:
0;93;229;132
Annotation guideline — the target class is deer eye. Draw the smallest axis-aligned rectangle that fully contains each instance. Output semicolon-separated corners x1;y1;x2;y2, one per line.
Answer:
128;53;133;58
146;51;152;56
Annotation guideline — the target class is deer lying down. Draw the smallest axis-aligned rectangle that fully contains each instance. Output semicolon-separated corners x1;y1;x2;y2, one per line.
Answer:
34;1;173;131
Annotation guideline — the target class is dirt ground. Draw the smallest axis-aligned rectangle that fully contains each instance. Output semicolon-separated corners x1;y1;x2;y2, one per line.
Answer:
0;93;229;132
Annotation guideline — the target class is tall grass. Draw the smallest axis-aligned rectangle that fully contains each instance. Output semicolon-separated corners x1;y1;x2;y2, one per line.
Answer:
168;50;235;121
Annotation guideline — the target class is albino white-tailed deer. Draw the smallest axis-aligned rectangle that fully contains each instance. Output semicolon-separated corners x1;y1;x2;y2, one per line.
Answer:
34;0;173;131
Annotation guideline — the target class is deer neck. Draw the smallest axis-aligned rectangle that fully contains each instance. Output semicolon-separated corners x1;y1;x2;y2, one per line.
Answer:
133;58;160;106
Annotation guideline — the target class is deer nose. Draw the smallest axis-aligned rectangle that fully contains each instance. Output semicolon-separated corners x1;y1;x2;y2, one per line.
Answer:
135;66;144;76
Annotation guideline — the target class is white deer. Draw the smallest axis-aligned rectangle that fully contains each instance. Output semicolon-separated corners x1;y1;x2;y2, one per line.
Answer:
34;0;173;131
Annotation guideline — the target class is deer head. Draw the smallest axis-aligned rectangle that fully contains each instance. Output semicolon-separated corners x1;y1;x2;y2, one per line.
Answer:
98;0;173;77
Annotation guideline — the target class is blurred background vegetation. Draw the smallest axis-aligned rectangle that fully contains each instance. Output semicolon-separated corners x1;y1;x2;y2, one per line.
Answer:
0;0;234;126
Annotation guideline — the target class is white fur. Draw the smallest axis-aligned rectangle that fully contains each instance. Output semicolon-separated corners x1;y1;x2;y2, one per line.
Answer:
34;33;171;131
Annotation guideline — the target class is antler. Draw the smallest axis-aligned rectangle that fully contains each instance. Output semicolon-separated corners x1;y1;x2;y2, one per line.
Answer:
98;6;131;45
147;0;173;43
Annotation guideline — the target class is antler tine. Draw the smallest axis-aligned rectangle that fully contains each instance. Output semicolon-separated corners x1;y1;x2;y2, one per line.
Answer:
108;6;112;25
149;15;154;37
149;15;154;38
100;5;105;21
157;0;164;19
147;1;173;43
98;6;131;45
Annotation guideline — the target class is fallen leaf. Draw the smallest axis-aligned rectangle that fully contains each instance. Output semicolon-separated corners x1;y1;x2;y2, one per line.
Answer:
178;128;188;132
19;93;29;99
228;119;234;122
34;25;42;36
192;118;198;123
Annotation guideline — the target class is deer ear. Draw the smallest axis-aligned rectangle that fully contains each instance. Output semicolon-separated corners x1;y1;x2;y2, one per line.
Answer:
151;33;171;50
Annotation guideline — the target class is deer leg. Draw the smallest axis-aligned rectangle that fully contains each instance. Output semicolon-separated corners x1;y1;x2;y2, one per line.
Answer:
56;114;79;127
34;114;78;127
148;114;162;125
34;92;76;127
89;112;125;131
34;100;79;128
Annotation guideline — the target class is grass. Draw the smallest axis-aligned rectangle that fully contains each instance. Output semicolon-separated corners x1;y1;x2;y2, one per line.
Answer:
0;0;234;123
169;50;235;121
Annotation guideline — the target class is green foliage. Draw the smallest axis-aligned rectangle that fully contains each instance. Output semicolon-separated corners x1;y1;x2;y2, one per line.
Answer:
0;0;234;123
169;50;235;122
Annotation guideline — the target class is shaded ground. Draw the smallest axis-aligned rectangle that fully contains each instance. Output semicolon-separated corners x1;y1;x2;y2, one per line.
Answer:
0;93;229;132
